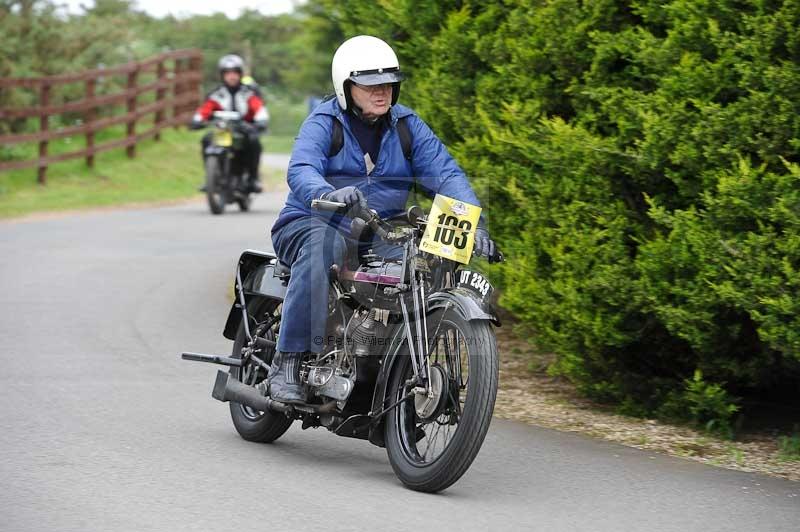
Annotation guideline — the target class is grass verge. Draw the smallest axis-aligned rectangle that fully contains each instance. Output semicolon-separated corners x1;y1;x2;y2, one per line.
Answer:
0;128;201;219
0;98;305;219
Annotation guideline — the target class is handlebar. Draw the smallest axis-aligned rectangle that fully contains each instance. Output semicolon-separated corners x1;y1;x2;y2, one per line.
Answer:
311;200;505;263
487;250;504;264
310;198;347;212
212;110;242;121
311;198;390;239
190;111;253;131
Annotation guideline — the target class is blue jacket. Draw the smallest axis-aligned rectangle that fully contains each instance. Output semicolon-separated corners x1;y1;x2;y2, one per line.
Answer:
272;98;481;234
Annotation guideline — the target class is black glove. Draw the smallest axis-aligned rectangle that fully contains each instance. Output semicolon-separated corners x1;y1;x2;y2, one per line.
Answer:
473;226;497;259
236;121;256;135
322;186;368;213
189;120;206;130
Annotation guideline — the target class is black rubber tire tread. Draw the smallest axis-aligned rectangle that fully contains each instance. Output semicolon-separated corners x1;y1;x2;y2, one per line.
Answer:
384;309;498;492
205;156;225;215
228;311;293;443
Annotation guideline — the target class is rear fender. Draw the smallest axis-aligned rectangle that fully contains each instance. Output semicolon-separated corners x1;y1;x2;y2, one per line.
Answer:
222;250;288;340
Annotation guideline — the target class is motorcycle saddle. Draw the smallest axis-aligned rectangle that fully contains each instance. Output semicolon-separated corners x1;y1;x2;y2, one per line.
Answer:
272;260;361;282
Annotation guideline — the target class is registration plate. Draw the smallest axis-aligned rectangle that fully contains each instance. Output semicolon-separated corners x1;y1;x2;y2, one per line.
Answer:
213;130;233;147
456;270;493;300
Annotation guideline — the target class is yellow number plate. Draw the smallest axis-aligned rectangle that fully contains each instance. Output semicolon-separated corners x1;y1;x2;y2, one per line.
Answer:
213;130;233;147
419;194;482;264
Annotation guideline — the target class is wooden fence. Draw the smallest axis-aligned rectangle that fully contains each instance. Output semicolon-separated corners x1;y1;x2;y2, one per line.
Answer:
0;49;203;184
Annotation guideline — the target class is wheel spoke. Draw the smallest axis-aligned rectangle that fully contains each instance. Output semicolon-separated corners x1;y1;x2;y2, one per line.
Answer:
395;315;475;465
236;311;278;420
447;385;461;421
424;419;442;461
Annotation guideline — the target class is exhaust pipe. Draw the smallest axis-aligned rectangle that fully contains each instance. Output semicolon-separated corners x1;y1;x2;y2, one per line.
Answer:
211;370;339;416
211;370;292;414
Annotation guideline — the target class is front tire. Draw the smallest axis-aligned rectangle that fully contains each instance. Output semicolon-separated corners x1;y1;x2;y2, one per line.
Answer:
384;308;498;492
205;156;225;215
228;307;293;442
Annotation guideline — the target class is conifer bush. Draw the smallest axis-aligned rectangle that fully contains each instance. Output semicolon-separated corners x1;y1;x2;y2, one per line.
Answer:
319;0;800;415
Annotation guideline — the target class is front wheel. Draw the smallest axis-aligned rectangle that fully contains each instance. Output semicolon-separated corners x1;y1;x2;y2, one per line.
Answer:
384;308;498;492
205;156;225;215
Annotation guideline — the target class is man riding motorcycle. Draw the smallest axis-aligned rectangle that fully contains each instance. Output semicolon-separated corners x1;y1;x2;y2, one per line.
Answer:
191;54;268;193
268;35;497;404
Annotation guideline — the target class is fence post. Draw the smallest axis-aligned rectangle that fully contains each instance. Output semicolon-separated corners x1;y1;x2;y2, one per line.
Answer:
189;53;202;117
37;83;50;185
126;66;138;158
85;78;96;168
155;59;166;140
173;58;184;129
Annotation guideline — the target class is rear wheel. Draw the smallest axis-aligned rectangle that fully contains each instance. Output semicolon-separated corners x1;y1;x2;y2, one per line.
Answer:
205;156;225;215
236;193;251;212
384;308;498;492
229;304;293;442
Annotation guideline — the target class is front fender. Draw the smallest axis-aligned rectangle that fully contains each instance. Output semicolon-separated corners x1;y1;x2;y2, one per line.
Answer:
204;145;228;156
222;250;288;340
426;287;500;326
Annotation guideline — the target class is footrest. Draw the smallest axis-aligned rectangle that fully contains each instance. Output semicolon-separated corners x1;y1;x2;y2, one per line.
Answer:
181;352;242;367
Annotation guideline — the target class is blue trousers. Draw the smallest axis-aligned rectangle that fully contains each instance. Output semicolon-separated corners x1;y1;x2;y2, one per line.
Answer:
271;216;402;353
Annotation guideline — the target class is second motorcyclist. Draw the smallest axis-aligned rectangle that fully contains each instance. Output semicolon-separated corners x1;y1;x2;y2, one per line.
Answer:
191;54;268;193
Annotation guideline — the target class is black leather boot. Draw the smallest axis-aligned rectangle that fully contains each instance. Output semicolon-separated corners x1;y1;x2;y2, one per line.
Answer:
268;351;307;404
248;178;263;193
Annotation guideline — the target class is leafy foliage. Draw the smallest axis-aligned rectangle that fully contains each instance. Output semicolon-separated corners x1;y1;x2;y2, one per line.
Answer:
683;370;739;437
778;428;800;461
311;0;800;419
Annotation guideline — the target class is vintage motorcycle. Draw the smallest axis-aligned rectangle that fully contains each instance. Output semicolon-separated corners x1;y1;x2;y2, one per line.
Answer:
201;110;257;215
182;198;503;492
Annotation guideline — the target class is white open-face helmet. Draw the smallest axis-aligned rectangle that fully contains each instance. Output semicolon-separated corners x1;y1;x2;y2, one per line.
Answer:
331;35;405;110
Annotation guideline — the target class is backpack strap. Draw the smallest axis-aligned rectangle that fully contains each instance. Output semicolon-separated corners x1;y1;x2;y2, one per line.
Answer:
396;116;413;161
329;118;344;158
328;115;413;160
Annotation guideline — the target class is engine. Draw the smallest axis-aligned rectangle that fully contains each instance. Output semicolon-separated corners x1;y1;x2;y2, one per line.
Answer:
300;308;389;407
303;363;353;402
346;308;387;357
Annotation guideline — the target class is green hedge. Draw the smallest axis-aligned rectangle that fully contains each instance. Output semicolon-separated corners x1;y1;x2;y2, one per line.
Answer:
317;0;800;421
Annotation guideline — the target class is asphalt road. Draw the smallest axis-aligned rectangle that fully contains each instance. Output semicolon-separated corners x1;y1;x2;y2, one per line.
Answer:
1;191;798;532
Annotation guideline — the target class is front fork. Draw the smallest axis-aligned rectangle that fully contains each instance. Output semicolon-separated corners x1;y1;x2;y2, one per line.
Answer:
398;243;433;395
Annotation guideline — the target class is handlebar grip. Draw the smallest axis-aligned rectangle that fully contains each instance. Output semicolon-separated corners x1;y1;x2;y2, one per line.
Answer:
311;199;347;212
489;250;505;264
